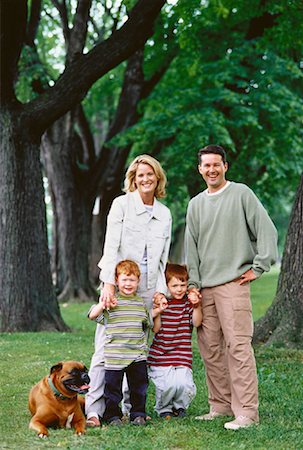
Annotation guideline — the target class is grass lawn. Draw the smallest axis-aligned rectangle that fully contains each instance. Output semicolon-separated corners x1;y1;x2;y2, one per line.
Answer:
1;265;302;449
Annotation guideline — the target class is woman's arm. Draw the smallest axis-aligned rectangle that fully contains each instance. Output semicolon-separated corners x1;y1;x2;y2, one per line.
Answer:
98;197;125;286
155;211;172;294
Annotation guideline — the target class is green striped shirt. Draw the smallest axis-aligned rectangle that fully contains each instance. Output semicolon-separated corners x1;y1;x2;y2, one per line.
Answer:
98;293;149;370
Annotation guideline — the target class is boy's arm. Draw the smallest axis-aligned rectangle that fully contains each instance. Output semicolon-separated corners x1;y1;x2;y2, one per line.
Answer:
151;297;168;333
88;299;105;320
152;314;162;334
188;291;203;327
192;301;203;327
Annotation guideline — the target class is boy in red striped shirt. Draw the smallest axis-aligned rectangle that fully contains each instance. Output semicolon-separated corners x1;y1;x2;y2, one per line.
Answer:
148;264;202;418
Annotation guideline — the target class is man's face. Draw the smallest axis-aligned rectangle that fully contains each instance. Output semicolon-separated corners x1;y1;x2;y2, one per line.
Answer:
198;153;228;193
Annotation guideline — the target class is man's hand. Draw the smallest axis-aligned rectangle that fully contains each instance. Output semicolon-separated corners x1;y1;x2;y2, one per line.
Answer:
239;269;257;285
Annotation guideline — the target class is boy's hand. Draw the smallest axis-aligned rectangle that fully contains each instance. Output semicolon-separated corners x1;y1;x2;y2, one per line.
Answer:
152;293;168;317
153;292;166;307
109;297;117;309
99;294;117;310
188;288;202;308
158;297;168;312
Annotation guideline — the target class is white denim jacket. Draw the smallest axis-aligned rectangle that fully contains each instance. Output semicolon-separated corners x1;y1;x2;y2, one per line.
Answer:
98;190;172;293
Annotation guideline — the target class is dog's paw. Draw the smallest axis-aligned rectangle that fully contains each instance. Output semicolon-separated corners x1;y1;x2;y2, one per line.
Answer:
76;431;85;436
38;433;48;439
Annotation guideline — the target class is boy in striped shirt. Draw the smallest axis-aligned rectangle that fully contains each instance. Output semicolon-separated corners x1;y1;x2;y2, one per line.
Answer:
148;264;203;418
88;260;164;426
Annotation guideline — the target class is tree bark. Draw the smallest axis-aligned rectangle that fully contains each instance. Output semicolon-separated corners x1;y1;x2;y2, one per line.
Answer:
42;116;96;302
0;109;68;331
253;173;303;347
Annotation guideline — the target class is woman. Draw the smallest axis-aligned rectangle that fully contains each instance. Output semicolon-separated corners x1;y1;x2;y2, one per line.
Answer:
85;154;172;427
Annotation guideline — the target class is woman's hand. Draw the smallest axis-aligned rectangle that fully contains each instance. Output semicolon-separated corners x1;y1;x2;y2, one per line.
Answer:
100;283;116;309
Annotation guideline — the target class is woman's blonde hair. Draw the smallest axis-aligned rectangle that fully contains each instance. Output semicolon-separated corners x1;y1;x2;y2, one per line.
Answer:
123;154;167;198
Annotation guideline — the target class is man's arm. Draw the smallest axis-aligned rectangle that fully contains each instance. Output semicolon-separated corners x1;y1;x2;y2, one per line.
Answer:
244;188;278;277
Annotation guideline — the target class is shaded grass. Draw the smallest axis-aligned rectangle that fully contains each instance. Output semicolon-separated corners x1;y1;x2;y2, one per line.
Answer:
1;267;303;449
250;265;279;320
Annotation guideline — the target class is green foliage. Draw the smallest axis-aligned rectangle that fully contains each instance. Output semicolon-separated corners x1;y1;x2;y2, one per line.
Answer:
14;0;303;248
1;269;303;449
117;0;303;238
16;45;50;102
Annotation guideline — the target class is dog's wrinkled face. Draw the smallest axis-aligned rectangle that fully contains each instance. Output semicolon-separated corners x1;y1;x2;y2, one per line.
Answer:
50;361;90;395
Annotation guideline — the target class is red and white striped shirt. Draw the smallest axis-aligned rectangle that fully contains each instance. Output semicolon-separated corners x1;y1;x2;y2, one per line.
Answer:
147;297;193;369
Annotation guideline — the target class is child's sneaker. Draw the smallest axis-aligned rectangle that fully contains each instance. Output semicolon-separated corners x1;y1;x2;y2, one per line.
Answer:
109;418;123;426
173;408;186;417
160;411;173;419
131;416;146;426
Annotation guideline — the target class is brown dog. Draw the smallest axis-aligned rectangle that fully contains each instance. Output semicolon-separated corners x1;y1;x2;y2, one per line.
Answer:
29;360;90;438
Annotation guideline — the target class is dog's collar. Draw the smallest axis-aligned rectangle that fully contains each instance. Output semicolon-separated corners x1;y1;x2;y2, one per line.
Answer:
48;376;73;401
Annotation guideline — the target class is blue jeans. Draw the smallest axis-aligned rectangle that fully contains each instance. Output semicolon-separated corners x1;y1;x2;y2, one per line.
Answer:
103;361;148;422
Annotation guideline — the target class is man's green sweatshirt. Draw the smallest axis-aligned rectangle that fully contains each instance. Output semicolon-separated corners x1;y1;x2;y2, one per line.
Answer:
185;182;278;289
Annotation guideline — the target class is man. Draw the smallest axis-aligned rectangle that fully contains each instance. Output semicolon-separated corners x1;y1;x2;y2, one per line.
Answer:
185;145;278;430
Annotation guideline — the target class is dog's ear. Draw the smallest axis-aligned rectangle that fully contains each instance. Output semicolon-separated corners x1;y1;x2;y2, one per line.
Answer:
50;362;63;374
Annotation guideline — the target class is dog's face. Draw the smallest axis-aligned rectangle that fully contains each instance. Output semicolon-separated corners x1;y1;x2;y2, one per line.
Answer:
50;361;90;395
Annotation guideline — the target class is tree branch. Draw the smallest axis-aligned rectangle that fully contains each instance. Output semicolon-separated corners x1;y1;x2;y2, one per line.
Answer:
22;0;166;135
51;0;70;43
26;0;42;46
67;0;92;65
0;0;27;103
75;104;96;168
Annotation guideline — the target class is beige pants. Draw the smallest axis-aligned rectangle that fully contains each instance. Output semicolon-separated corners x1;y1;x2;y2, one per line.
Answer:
197;281;259;421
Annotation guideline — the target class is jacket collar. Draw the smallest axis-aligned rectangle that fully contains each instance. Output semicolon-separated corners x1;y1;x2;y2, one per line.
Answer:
132;189;162;220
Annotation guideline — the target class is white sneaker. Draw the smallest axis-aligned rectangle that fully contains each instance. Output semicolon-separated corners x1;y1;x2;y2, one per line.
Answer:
195;410;231;421
224;415;258;430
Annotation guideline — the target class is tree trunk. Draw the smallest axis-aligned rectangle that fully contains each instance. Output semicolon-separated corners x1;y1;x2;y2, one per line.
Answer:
90;178;125;285
253;173;303;347
0;0;165;330
0;109;68;331
42;115;96;302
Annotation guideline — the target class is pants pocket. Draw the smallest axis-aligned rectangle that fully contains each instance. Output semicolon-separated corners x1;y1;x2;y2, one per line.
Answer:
232;289;253;337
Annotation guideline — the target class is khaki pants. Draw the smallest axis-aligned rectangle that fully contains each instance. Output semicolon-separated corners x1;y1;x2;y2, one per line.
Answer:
197;281;259;421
